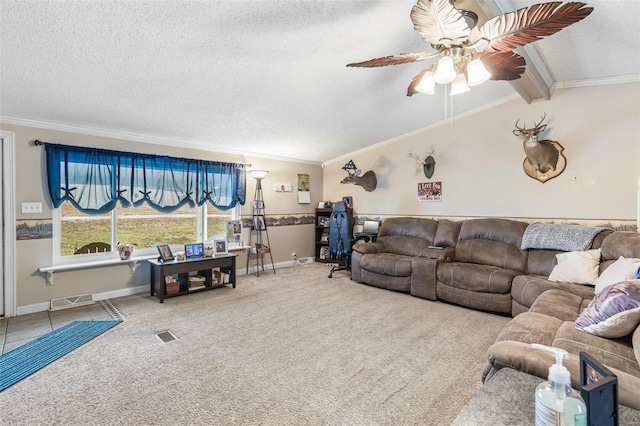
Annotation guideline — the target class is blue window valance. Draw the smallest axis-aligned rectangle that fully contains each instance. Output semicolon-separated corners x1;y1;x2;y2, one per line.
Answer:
45;143;246;214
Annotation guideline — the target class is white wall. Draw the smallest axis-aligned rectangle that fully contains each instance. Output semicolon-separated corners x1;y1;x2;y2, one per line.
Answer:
322;83;640;222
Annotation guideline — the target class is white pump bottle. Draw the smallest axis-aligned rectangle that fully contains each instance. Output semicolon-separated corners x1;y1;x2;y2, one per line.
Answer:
532;344;587;426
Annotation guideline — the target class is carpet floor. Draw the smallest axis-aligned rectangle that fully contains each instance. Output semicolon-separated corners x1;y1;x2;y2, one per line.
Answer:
0;264;510;425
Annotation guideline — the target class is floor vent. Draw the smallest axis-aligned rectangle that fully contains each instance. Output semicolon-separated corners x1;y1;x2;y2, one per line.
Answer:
100;299;127;321
50;294;95;311
156;330;178;343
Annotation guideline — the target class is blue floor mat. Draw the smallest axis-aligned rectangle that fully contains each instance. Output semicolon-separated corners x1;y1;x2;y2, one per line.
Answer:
0;320;121;392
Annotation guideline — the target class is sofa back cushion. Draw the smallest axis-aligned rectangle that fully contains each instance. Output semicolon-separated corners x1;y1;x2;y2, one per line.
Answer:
525;229;611;277
454;218;528;272
377;217;438;257
600;232;640;274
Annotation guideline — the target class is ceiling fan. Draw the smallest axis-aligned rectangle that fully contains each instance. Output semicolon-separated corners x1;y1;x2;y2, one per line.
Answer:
347;0;593;96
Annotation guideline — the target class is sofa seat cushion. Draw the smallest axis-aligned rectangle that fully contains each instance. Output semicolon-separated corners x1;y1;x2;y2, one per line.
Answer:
511;274;595;313
437;262;519;294
528;289;590;322
360;253;412;277
494;312;562;346
553;321;640;378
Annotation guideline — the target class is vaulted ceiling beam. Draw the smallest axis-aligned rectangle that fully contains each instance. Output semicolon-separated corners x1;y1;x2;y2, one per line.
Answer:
457;0;553;103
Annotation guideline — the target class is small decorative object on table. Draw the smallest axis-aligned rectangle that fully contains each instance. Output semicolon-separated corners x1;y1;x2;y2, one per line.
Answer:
204;245;215;257
116;242;135;260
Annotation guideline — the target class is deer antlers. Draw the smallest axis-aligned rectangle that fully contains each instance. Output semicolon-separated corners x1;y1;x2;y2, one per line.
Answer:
408;147;434;171
514;113;547;132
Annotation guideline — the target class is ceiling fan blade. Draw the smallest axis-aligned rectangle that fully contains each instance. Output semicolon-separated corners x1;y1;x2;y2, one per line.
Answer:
347;52;436;68
407;66;436;96
479;2;593;52
411;0;470;47
479;51;526;81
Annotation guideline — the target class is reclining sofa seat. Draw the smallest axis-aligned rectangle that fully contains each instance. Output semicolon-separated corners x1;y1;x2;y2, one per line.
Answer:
436;218;529;315
484;231;640;410
351;217;460;294
511;228;613;316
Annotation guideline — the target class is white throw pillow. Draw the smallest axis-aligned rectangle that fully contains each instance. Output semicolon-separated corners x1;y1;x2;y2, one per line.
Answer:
595;256;640;295
548;248;601;285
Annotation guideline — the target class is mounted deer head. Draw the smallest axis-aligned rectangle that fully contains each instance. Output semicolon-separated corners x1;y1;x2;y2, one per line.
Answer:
340;159;377;191
408;147;436;178
513;113;566;183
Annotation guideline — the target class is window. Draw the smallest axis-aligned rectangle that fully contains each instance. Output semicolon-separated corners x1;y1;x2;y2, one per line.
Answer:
44;142;246;263
55;202;238;261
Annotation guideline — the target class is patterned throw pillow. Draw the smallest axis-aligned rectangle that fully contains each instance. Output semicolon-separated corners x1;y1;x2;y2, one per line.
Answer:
575;280;640;338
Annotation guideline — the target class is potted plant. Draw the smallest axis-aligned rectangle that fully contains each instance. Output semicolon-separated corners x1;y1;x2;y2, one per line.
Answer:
116;242;136;260
204;245;215;257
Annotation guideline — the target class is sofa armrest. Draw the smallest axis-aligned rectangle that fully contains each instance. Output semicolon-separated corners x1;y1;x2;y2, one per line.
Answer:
352;241;385;255
410;256;450;301
485;340;640;410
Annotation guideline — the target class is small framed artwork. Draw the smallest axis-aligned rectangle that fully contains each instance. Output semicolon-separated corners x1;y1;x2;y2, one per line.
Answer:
318;217;329;227
252;215;265;231
214;239;227;255
156;244;174;262
318;201;325;209
342;196;353;209
580;352;618;426
225;220;243;245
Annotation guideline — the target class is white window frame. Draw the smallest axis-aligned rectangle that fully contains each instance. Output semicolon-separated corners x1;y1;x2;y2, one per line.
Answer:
52;203;240;265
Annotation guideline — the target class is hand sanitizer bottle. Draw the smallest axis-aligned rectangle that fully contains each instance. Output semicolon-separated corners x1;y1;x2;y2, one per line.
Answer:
532;344;587;426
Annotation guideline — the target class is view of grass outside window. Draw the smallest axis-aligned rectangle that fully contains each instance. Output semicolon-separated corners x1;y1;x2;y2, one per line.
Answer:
60;202;231;256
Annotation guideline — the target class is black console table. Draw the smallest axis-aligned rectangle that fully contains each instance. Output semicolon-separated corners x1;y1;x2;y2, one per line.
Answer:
148;254;236;303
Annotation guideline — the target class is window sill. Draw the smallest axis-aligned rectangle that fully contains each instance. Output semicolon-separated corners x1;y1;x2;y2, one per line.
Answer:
39;246;250;286
39;255;157;286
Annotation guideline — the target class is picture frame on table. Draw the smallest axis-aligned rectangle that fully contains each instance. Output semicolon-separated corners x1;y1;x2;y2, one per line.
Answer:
156;244;174;262
580;352;618;426
214;239;228;255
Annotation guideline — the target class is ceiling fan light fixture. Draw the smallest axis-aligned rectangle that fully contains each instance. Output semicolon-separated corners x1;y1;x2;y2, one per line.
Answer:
433;55;456;84
466;58;491;87
450;73;470;95
416;71;436;94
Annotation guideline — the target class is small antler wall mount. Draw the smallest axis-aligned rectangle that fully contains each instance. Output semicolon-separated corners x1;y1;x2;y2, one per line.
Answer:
340;159;377;192
408;147;436;179
513;113;566;183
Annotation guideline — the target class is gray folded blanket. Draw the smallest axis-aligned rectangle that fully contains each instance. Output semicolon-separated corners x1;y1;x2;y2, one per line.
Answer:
521;222;609;251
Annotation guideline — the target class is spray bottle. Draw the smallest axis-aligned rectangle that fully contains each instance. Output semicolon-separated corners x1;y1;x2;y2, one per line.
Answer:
532;344;587;426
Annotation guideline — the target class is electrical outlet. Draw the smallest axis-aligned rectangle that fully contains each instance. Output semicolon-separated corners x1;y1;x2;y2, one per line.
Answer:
291;252;297;259
21;202;43;213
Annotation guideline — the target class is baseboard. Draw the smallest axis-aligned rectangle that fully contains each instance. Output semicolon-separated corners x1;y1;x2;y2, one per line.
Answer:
16;261;309;315
16;285;149;316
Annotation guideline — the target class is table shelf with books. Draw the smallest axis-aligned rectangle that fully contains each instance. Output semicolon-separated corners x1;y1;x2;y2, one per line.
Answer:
148;254;236;303
315;207;351;265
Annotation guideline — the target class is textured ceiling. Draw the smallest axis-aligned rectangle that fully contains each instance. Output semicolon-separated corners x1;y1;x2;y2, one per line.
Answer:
1;1;638;164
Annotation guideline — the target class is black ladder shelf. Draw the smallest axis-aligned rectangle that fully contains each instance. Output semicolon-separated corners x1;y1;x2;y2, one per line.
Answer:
246;174;275;276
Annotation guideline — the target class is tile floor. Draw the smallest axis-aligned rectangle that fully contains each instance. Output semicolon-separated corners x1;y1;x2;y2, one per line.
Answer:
0;302;117;355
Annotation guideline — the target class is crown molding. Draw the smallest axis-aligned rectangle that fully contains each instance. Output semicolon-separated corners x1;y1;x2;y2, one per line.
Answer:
0;116;322;166
554;74;640;90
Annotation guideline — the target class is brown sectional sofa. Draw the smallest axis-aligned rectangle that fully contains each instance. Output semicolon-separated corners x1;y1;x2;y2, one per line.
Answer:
350;217;640;410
